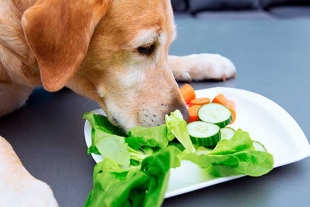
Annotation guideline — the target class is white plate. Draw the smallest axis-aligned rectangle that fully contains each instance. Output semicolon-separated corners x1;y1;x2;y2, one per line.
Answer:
84;87;310;198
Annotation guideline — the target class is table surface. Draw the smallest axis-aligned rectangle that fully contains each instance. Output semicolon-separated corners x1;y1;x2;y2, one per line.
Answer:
1;18;310;207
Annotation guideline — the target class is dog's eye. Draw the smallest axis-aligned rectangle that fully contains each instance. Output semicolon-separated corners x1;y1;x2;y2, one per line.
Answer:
137;43;156;56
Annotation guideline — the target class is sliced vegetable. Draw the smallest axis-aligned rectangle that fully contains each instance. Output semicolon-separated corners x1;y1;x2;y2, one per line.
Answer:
198;103;232;128
211;93;237;124
188;105;201;123
253;141;267;152
189;97;210;107
220;127;235;140
225;100;237;124
187;121;221;147
179;84;196;104
212;93;228;105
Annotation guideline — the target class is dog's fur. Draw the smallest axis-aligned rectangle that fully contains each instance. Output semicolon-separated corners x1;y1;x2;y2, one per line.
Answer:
0;0;236;206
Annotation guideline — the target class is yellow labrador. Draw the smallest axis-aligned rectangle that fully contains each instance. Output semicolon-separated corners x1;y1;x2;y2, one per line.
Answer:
0;0;236;206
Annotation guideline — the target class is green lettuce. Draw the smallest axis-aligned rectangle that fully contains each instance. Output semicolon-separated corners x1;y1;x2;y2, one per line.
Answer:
182;129;274;177
126;124;169;149
165;110;196;152
84;146;182;207
83;111;125;135
83;112;125;155
93;129;131;167
83;112;131;167
83;112;171;166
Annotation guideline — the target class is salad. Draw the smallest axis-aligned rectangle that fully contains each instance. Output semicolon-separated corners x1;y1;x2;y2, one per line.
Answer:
82;85;274;207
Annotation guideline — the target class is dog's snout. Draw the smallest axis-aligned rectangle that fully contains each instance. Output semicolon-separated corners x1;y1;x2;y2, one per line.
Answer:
137;99;188;128
179;105;189;122
161;96;189;122
169;99;189;122
139;108;163;127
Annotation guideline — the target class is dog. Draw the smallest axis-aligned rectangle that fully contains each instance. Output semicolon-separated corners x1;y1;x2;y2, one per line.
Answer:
0;0;236;206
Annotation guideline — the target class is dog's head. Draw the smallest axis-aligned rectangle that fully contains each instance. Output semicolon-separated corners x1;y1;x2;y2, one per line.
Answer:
22;0;188;131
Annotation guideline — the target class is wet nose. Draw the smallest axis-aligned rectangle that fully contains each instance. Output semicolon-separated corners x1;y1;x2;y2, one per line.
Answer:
179;104;189;122
170;98;189;122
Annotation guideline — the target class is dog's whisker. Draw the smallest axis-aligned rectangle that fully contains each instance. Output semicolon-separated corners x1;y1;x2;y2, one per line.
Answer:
83;99;93;107
174;72;183;79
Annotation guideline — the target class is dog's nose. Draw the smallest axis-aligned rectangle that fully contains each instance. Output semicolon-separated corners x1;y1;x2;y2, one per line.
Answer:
179;105;189;122
169;99;189;122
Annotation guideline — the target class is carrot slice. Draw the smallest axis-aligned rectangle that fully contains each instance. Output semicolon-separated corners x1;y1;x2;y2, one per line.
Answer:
225;100;236;124
189;97;211;107
212;93;228;105
188;105;201;123
179;84;196;104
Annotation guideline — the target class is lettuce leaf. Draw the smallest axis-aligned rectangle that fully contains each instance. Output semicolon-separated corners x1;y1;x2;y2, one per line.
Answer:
210;129;255;155
88;128;100;155
83;111;125;136
83;112;130;167
83;112;125;155
94;129;131;167
182;129;274;177
140;146;181;207
126;124;169;149
165;110;195;152
84;146;182;207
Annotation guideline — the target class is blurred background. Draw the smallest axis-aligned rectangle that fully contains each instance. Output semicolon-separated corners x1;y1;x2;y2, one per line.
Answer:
171;0;310;19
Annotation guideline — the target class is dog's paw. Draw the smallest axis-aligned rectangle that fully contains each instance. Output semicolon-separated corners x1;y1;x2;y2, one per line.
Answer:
1;178;58;207
176;54;236;82
0;136;58;207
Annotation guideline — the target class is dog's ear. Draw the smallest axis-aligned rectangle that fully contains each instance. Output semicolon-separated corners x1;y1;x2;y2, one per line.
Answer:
22;0;112;92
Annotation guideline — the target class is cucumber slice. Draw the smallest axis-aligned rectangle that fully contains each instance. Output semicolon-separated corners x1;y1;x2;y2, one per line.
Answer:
220;127;235;140
187;121;221;147
253;141;267;152
198;103;232;128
